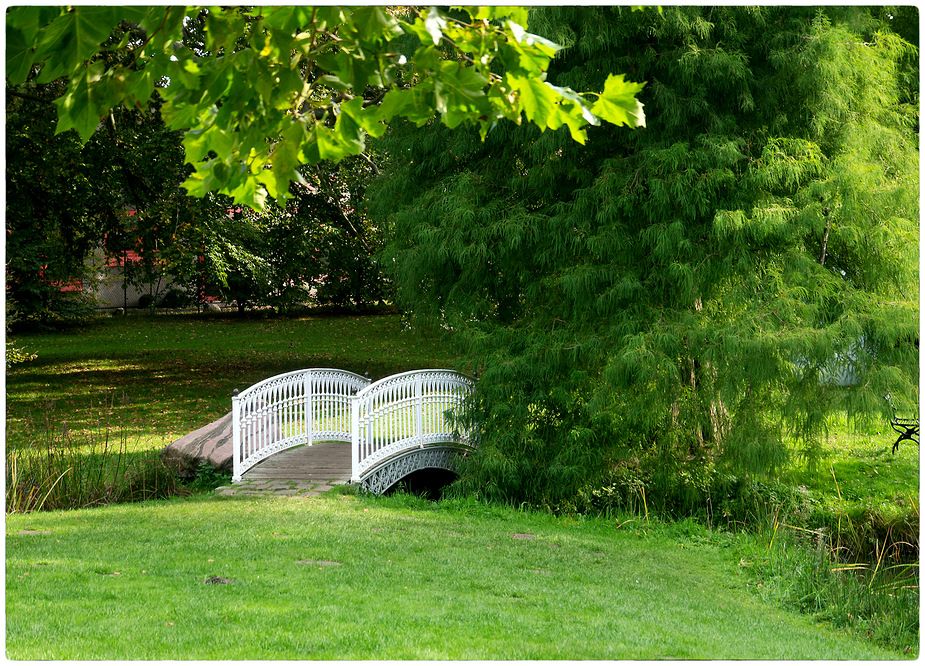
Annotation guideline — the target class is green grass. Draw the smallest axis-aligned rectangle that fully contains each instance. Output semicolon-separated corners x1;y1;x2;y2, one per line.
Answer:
734;522;919;655
5;492;903;660
6;311;917;657
7;310;458;453
782;410;918;509
730;413;919;656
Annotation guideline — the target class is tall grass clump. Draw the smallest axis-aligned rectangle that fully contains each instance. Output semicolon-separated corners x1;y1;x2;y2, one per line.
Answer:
6;397;184;513
736;518;919;656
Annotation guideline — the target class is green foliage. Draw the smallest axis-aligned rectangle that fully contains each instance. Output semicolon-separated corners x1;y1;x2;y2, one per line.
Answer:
370;6;919;506
17;291;100;331
158;288;190;309
7;6;645;210
5;77;109;324
183;463;232;493
5;343;37;369
5;296;37;368
201;155;387;311
5;66;205;323
566;458;814;526
7;67;387;319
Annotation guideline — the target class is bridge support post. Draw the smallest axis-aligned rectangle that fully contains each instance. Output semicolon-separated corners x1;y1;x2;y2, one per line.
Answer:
232;389;242;482
415;373;424;448
304;372;313;447
350;393;360;483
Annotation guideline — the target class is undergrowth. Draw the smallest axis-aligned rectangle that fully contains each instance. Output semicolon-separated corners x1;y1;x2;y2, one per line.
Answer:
183;463;233;493
5;397;185;513
559;462;919;656
735;519;919;656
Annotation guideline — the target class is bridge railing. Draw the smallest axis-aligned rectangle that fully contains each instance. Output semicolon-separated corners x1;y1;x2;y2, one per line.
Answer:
351;370;475;483
232;368;371;481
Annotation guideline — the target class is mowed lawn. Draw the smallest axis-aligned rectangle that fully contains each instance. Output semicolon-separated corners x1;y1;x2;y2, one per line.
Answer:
5;312;914;659
5;492;900;661
6;311;458;451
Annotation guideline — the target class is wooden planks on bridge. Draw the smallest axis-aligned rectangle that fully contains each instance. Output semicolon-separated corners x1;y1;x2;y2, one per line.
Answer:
242;440;352;483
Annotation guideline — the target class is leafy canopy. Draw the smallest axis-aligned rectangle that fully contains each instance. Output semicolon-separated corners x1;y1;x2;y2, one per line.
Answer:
6;5;646;209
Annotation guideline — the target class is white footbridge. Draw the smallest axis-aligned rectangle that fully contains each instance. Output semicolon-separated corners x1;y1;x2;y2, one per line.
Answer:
231;369;475;494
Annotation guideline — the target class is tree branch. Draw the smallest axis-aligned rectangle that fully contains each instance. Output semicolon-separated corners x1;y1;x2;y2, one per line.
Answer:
8;90;59;105
820;207;831;266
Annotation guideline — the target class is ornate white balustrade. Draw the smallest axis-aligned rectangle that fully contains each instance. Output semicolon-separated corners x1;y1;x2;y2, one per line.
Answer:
231;368;474;489
232;368;370;482
352;370;475;483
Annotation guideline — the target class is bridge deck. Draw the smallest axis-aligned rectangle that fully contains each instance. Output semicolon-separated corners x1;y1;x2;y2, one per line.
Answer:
242;440;352;484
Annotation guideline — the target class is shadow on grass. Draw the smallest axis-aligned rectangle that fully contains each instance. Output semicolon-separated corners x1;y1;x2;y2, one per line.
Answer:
7;354;423;448
8;311;458;446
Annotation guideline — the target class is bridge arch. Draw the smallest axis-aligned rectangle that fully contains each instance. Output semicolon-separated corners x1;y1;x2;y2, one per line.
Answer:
358;446;466;495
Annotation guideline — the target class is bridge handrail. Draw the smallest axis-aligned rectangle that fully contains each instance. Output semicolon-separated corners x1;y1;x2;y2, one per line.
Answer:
234;367;370;400
351;369;474;482
232;368;371;481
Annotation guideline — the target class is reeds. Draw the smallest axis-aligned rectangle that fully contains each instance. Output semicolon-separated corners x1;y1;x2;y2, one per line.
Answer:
6;397;184;513
740;508;919;654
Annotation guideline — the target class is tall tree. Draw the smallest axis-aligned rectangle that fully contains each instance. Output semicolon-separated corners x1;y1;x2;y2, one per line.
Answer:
5;17;212;321
368;6;919;508
7;5;646;320
6;74;217;321
6;76;384;320
7;10;411;319
6;76;121;323
199;155;385;313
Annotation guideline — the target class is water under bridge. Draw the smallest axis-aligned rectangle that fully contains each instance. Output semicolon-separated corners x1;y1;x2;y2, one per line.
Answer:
232;368;475;495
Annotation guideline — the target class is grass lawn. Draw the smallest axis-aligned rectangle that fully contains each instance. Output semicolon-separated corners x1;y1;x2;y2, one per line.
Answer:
5;310;917;658
5;491;903;660
6;310;458;453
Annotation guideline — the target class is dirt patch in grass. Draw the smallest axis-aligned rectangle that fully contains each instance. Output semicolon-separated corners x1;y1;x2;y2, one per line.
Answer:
296;560;342;566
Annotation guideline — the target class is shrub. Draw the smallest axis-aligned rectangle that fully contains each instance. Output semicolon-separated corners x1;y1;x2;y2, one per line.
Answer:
18;290;99;331
5;295;36;368
567;456;813;526
159;288;190;309
183;463;232;493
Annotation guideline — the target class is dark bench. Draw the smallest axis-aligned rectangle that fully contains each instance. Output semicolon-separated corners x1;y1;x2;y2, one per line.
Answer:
886;393;919;454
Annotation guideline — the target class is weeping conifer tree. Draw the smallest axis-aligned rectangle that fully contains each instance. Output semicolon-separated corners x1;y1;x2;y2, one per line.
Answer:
367;6;919;509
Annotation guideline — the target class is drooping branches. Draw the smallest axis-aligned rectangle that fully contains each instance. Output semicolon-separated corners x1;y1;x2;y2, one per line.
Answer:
370;6;919;507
